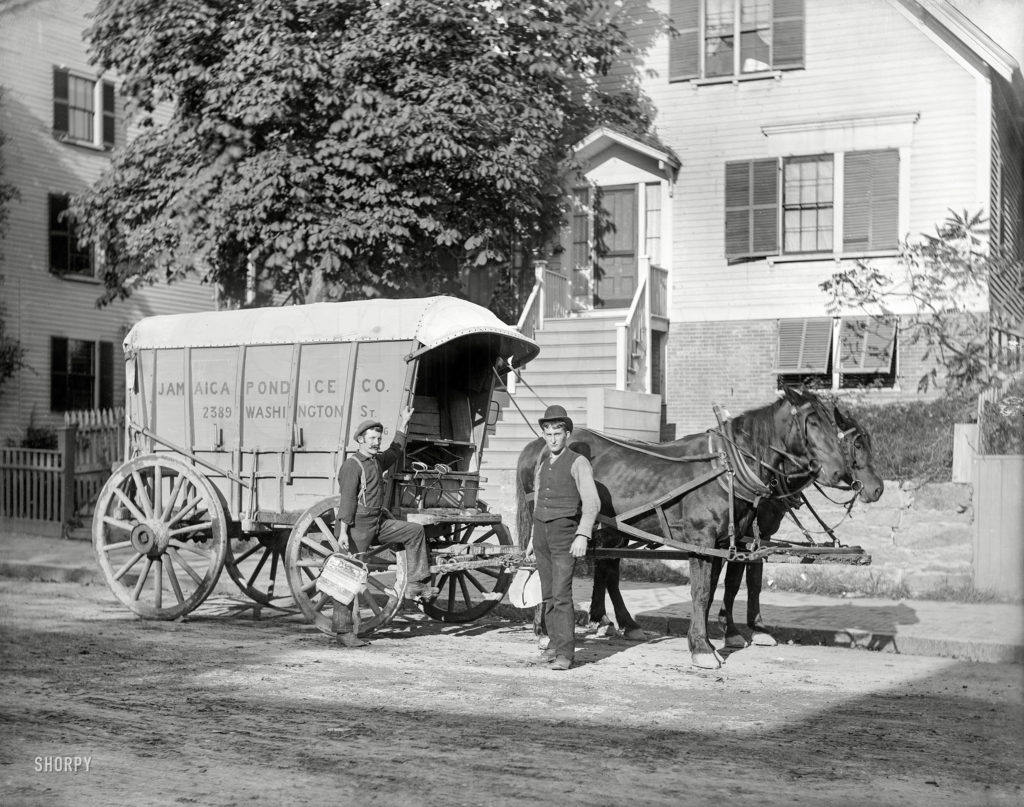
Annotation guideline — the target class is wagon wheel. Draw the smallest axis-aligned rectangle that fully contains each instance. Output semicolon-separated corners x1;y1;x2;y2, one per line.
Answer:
421;521;513;624
225;531;292;607
92;454;228;620
284;496;406;637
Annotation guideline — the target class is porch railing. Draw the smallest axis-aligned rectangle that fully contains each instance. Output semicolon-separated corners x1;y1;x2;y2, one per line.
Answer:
515;261;571;342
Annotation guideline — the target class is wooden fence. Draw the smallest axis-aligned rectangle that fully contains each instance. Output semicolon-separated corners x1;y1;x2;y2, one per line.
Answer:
0;409;123;536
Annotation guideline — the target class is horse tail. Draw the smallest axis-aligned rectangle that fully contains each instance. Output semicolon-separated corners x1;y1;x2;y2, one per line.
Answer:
515;441;538;550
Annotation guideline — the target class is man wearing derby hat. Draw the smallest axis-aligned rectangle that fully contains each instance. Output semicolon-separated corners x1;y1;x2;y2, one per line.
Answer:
332;405;433;647
530;404;599;670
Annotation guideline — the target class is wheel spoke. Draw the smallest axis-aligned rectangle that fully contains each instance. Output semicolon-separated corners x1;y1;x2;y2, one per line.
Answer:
168;547;204;585
300;535;334;557
462;570;487;594
166;492;203;528
169;539;213;560
100;539;133;553
312;592;330;613
267;549;281;599
468;527;497;544
101;515;136;536
131;557;153;601
165;555;185;605
153;559;163;609
246;546;272;588
131;470;154;518
231;541;263;565
476;567;501;580
457;573;473;606
313;517;338;545
168;520;213;538
161;473;186;521
363;591;383;617
153;465;163;518
113;487;147;524
112;552;144;582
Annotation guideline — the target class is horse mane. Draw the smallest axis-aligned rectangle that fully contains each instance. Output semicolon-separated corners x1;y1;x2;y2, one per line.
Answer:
729;397;787;469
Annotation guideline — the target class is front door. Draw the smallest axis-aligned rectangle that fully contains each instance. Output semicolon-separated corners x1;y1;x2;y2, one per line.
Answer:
596;186;637;308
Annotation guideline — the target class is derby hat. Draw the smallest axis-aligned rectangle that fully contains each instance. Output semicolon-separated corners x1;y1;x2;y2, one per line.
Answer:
538;404;573;432
352;419;384;441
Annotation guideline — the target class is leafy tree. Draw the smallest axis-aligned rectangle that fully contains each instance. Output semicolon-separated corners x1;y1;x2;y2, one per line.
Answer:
820;209;1023;393
1;87;28;390
71;0;658;310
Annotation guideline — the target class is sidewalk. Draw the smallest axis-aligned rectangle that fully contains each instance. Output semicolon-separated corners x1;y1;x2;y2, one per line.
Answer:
2;531;1021;664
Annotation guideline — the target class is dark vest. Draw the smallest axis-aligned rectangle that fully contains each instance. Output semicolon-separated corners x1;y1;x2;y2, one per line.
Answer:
534;449;581;523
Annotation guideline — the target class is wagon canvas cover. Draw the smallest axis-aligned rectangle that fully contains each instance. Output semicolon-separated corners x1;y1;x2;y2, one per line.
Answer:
123;296;539;367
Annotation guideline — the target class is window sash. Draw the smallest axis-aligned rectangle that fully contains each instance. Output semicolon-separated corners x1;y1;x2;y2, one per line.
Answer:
783;155;834;253
50;337;114;412
52;67;116;149
48;195;94;277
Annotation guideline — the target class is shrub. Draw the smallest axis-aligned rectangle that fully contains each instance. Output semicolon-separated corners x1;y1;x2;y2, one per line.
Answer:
21;426;58;450
980;375;1024;455
843;393;975;482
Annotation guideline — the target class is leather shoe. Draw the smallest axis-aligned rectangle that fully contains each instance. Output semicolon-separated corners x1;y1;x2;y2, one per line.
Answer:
529;648;557;665
550;655;573;670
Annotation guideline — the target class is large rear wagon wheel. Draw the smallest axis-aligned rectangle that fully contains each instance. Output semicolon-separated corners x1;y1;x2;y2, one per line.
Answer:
422;521;514;623
284;496;406;638
92;454;228;620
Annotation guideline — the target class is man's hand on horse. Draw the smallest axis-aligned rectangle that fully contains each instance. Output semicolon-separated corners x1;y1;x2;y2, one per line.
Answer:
571;534;589;558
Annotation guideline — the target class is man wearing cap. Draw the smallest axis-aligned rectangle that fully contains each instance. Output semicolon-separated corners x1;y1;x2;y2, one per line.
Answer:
531;404;600;670
332;404;432;647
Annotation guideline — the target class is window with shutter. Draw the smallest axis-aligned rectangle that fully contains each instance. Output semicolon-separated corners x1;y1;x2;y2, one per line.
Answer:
776;318;833;373
725;159;778;259
48;195;95;278
51;337;99;412
51;66;116;150
672;0;804;82
843;150;899;252
783;155;833;253
838;318;896;374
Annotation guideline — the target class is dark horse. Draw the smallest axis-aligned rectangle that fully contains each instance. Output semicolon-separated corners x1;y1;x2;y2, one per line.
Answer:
714;400;884;648
516;388;848;669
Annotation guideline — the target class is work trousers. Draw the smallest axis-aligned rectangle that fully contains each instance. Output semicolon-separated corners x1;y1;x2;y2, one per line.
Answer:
333;511;429;633
533;516;579;661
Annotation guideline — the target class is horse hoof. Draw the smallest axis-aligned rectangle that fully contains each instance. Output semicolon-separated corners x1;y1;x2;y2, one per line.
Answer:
537;635;550;650
750;631;777;647
725;633;749;648
691;652;721;669
623;628;646;642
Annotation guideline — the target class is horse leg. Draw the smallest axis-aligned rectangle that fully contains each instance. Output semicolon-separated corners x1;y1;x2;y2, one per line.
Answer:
720;561;750;648
745;562;777;646
603;559;645;640
533;605;549;649
589;558;611;632
689;557;722;669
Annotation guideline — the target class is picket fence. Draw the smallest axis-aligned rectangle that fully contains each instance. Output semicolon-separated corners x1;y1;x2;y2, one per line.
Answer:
0;408;123;537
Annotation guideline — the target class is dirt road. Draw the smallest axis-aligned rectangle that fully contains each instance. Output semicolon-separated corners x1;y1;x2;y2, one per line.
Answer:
1;580;1021;807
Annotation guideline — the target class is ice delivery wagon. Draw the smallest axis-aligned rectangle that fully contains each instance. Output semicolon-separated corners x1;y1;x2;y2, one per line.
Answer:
92;296;539;636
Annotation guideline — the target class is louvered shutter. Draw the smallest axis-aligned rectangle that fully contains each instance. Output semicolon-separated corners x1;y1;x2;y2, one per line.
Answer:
725;160;778;258
839;318;896;373
53;68;69;135
776;318;832;373
773;0;805;70
99;342;115;409
669;0;700;82
101;81;115;149
844;150;899;251
51;337;69;412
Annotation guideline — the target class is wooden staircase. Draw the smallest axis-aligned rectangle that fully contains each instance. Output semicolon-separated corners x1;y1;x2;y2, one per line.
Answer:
480;313;620;475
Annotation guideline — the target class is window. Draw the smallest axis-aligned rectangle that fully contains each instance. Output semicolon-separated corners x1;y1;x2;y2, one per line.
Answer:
50;337;114;412
670;0;804;82
776;317;897;390
645;183;662;266
783;155;833;253
49;194;94;277
726;149;898;260
53;67;115;149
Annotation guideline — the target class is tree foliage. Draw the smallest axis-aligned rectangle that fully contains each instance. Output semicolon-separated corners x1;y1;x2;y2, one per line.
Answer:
72;0;658;308
820;209;1022;393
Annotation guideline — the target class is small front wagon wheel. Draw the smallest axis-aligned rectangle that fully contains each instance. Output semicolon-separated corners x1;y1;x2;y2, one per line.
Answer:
92;454;228;619
422;521;514;623
285;496;406;637
225;531;292;607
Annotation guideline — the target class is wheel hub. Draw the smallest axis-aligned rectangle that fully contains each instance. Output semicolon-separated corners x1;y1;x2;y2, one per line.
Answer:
131;521;171;558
